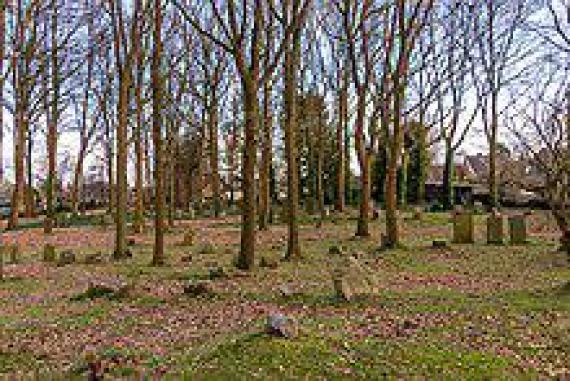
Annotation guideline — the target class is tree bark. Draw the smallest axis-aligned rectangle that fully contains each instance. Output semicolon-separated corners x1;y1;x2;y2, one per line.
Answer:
151;0;165;265
236;81;258;269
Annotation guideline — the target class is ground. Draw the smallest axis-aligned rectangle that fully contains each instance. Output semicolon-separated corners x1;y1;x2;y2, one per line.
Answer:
0;210;568;379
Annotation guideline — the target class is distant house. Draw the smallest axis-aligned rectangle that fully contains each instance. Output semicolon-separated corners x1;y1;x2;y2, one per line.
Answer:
424;164;476;205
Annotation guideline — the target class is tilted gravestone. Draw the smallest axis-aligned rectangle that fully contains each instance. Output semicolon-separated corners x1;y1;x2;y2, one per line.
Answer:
509;215;528;245
453;211;474;244
332;256;378;301
43;244;56;262
487;211;505;245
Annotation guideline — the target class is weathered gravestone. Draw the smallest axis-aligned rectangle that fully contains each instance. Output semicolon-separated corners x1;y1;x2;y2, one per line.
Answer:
332;256;378;301
58;250;76;266
487;211;505;245
509;215;528;245
453;210;474;244
8;245;19;264
181;230;195;246
43;244;56;262
266;313;299;339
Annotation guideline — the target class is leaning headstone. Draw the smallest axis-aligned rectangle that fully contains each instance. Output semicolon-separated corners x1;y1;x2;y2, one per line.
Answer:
487;211;505;245
453;211;474;244
43;244;56;262
266;313;299;339
509;215;528;245
332;256;378;301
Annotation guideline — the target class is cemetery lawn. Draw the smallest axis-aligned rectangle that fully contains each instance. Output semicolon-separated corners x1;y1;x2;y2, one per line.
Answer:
0;210;568;379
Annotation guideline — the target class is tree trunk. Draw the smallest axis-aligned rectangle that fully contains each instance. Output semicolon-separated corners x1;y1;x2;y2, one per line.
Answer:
25;129;33;218
283;28;300;261
133;25;144;233
209;90;221;218
258;76;272;230
114;68;129;259
0;0;4;183
489;90;499;208
9;2;24;230
335;77;346;212
151;0;164;265
236;81;258;270
441;138;454;210
316;105;325;228
355;88;370;237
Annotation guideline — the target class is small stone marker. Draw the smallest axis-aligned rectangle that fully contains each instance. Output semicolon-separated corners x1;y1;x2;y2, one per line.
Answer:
453;211;474;244
266;313;299;339
182;230;194;246
328;245;345;256
57;250;76;266
371;209;380;221
487;210;505;245
432;240;448;248
259;256;279;269
184;281;213;297
84;252;106;265
43;244;56;262
413;207;423;221
509;215;528;245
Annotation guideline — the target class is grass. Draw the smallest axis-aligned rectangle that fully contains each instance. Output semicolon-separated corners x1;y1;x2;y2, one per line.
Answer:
0;211;568;378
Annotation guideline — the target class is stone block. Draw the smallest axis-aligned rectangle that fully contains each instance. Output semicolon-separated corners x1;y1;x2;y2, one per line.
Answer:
453;211;474;244
509;215;527;245
487;213;505;245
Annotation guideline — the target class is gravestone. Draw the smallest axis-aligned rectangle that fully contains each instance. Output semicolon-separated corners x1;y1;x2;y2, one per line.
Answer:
43;244;56;262
453;211;474;244
487;211;505;245
266;313;299;339
57;250;76;266
182;230;194;246
332;256;378;301
509;215;528;245
9;245;19;264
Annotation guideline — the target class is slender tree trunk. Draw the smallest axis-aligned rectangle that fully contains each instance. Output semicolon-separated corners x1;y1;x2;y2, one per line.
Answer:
316;107;325;228
151;0;164;265
283;26;300;261
133;20;144;233
355;88;370;237
9;1;24;230
489;90;499;208
209;89;221;218
442;138;454;210
0;1;5;184
236;81;258;269
25;128;33;218
258;76;272;230
335;76;346;212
